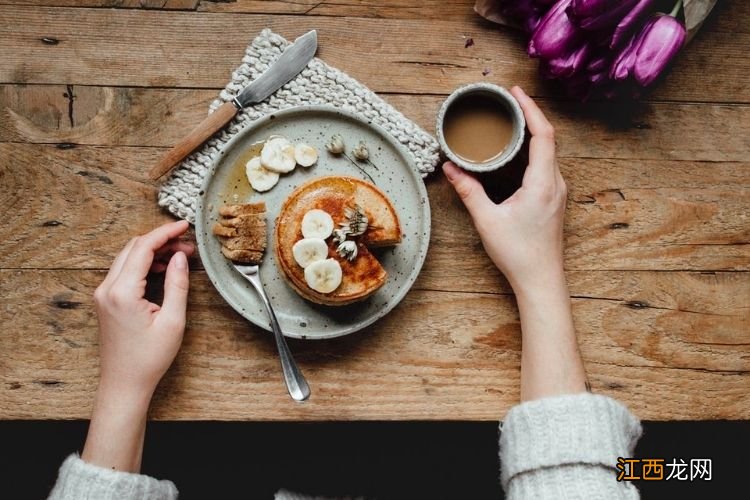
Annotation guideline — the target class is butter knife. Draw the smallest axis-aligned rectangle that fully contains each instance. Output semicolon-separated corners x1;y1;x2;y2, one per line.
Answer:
149;30;318;181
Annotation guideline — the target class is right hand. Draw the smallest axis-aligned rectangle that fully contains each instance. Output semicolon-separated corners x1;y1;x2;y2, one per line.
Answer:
93;220;194;401
443;86;567;294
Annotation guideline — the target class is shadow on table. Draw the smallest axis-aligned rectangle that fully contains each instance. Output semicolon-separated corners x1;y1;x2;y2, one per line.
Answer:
1;420;746;499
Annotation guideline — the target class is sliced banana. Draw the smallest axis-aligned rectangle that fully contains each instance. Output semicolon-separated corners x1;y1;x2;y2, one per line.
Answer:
304;258;343;294
245;156;279;192
292;238;329;268
301;209;334;239
261;136;296;173
294;143;318;167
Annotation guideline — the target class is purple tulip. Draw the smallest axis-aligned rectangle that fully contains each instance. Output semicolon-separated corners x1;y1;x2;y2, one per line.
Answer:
609;27;642;81
543;43;593;78
610;11;686;88
633;13;686;86
611;0;656;48
568;0;639;31
528;0;582;59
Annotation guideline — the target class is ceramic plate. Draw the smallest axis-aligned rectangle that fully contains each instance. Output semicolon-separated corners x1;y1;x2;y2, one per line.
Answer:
195;105;431;339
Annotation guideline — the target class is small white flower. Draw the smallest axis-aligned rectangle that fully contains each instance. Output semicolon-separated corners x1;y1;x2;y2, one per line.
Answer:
352;141;369;161
332;227;350;245
336;240;358;261
325;134;345;155
341;205;369;236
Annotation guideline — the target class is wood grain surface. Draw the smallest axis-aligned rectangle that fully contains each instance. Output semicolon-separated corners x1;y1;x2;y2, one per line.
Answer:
0;1;748;421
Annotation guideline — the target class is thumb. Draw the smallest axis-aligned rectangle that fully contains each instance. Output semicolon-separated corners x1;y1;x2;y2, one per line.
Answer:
159;251;189;329
443;162;493;219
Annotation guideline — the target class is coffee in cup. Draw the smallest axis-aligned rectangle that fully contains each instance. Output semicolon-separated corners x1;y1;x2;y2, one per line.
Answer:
436;83;525;172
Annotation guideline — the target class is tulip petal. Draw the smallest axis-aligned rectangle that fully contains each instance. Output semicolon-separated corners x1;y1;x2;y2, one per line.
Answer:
528;0;582;59
633;14;687;86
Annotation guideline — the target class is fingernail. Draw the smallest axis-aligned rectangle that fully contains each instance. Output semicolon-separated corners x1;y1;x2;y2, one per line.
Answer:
174;251;187;270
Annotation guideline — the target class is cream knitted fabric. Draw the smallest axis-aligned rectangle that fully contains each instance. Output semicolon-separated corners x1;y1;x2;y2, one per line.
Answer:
48;454;178;500
500;392;642;499
158;29;440;223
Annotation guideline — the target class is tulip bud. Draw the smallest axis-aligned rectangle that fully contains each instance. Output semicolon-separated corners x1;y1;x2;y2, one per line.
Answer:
611;0;656;48
542;43;592;79
610;30;641;82
568;0;639;31
528;0;582;59
633;13;686;86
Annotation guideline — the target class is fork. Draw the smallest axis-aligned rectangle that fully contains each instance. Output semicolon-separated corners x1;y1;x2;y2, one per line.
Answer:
233;264;311;402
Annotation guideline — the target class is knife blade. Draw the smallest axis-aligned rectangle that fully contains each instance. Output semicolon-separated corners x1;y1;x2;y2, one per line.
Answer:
149;30;319;181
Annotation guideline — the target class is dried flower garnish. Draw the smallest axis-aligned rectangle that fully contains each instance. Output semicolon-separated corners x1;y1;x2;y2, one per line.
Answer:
325;134;345;155
482;67;491;76
465;37;474;48
341;204;369;236
332;227;350;245
352;141;369;161
336;240;358;261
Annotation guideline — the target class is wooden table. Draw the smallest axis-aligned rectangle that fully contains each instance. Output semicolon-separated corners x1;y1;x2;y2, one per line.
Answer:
1;1;748;422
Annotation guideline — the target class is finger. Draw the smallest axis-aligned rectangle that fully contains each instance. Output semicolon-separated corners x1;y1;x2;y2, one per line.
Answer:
115;220;190;290
152;240;195;273
100;237;137;290
155;240;196;260
443;162;494;219
510;86;557;184
158;251;189;330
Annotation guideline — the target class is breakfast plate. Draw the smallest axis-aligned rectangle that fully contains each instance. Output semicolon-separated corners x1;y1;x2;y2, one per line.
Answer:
195;105;431;339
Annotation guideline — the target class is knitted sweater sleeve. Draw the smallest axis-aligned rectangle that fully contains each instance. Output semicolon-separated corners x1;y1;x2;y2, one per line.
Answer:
499;393;642;500
48;454;178;500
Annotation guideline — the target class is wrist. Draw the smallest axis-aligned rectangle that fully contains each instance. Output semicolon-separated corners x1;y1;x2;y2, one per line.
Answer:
95;377;154;415
508;263;568;302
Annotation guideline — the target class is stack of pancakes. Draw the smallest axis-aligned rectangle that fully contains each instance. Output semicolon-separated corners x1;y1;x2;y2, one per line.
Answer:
275;176;401;306
212;202;267;264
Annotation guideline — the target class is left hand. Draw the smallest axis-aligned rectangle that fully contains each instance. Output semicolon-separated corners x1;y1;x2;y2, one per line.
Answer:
93;220;195;400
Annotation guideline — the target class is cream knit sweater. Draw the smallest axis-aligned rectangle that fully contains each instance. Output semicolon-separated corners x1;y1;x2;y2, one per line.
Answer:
48;393;641;499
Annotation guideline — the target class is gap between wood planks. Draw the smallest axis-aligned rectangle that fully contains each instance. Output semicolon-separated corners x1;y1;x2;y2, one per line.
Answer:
1;6;747;101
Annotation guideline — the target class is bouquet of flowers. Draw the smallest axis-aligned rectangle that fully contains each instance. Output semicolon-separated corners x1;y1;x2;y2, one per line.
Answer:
475;0;717;99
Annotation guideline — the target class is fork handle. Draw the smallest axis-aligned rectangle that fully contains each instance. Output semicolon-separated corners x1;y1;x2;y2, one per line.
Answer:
247;275;311;402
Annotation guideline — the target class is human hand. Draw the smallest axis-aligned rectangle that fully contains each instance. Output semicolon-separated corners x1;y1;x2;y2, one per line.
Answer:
93;220;195;401
443;86;567;295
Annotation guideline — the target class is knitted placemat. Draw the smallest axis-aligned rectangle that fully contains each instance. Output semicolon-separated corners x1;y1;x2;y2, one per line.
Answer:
158;29;440;223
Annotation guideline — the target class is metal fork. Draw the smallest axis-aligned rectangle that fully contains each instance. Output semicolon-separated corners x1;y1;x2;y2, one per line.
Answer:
233;264;311;402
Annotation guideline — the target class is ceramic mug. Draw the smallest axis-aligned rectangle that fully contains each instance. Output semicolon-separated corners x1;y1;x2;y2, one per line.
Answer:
436;83;526;173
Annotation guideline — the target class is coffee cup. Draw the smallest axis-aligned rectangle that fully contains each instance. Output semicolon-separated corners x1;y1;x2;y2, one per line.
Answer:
436;83;526;173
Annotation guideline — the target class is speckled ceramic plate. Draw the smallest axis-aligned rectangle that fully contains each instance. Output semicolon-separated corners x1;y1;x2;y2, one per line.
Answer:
195;105;431;339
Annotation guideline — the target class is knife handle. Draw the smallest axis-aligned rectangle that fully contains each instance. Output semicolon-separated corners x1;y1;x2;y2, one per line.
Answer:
149;101;239;181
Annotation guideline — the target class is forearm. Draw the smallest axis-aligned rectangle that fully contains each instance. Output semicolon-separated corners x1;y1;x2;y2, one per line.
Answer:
81;381;151;473
512;266;587;401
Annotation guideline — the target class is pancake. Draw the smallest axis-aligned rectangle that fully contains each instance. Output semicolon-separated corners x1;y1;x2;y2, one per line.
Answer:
275;176;401;306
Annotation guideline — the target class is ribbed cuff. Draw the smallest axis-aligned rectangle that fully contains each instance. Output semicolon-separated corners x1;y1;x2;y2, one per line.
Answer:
499;393;642;489
48;454;178;500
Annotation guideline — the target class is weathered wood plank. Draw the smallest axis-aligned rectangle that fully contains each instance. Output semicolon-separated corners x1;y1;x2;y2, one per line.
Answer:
2;0;744;36
0;143;747;274
0;269;747;420
3;0;200;9
0;7;747;102
2;86;748;163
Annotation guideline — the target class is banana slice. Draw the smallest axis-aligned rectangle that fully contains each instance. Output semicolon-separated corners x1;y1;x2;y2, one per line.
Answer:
292;238;329;268
301;209;334;239
261;136;296;173
294;143;318;167
245;156;279;192
304;258;343;294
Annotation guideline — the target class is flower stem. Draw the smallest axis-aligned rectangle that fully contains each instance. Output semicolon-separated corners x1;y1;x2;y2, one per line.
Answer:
343;152;376;184
670;0;683;17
